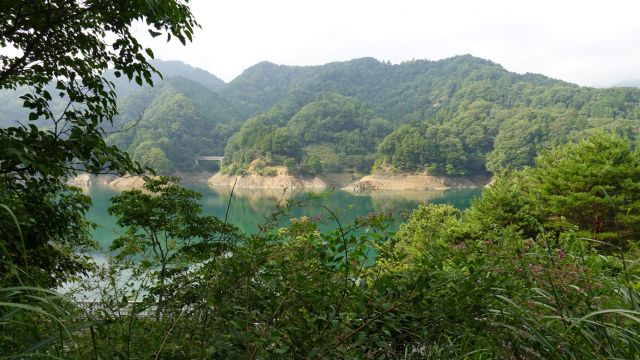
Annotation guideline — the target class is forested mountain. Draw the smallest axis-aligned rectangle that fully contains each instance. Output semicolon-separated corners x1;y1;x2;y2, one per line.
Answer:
223;93;393;174
107;76;241;173
0;59;225;127
4;55;640;176
106;59;227;99
219;55;640;176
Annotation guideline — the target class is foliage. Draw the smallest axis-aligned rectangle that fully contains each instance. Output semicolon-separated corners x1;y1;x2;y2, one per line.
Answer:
219;56;640;176
3;2;640;355
107;77;241;173
6;51;640;176
107;176;238;319
3;134;640;358
0;0;198;284
526;133;640;245
0;180;95;288
224;93;393;174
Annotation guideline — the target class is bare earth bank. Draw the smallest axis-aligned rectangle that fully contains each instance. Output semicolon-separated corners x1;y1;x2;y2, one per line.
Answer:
67;174;146;191
208;173;327;190
68;171;490;192
342;173;491;191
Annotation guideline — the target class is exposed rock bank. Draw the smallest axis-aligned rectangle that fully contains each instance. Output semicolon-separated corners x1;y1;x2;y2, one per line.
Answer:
208;170;327;190
343;173;490;191
105;176;146;191
66;174;147;191
67;173;93;188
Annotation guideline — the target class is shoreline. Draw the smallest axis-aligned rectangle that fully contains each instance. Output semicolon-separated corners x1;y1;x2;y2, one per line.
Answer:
342;173;491;192
207;172;328;190
68;171;490;192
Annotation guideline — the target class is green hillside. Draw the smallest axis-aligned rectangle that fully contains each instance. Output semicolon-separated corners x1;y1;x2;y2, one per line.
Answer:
221;55;640;175
5;55;640;176
223;93;393;174
107;77;241;173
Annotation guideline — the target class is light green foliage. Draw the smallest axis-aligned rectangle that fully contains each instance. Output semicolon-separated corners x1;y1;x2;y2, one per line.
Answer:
373;134;640;357
4;134;640;358
389;204;462;267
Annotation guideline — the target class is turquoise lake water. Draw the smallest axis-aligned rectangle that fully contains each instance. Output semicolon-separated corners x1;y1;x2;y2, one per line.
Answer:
86;183;482;249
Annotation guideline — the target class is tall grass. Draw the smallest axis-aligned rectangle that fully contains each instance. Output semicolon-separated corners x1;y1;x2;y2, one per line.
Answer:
0;204;100;359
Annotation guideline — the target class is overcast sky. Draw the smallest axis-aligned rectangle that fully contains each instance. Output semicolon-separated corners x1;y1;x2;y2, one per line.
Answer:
136;0;640;87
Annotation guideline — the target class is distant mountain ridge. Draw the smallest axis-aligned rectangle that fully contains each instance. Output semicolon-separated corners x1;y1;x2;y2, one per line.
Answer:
218;55;568;122
612;79;640;88
103;59;226;99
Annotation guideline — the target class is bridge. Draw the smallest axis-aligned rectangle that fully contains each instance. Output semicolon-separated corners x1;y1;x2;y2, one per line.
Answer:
194;155;224;165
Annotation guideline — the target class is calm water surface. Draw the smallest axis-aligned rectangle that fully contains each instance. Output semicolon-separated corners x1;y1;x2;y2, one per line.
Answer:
86;183;482;249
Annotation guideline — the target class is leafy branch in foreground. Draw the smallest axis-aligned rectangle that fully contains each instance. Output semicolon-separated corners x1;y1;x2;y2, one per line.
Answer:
108;176;239;320
0;0;198;286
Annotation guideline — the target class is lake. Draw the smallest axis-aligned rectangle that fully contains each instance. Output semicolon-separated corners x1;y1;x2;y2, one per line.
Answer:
86;183;482;249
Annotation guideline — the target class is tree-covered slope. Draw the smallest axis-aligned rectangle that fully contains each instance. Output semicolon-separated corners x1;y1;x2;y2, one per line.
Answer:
219;61;317;119
6;54;640;176
107;77;241;173
376;98;640;176
220;55;567;123
223;93;393;174
220;55;640;176
0;59;226;128
105;59;226;99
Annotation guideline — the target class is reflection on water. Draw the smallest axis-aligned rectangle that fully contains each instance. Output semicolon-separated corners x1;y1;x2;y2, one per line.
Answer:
86;183;481;249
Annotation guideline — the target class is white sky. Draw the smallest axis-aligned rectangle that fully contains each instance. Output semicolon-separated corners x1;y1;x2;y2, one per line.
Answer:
136;0;640;87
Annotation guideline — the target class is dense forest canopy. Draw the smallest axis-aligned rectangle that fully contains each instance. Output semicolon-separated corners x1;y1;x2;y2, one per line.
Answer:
4;54;640;176
223;93;394;174
117;56;640;175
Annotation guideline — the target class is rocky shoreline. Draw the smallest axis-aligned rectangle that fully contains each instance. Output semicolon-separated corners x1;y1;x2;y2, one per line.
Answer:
342;173;490;192
68;171;489;192
207;172;327;190
66;174;147;191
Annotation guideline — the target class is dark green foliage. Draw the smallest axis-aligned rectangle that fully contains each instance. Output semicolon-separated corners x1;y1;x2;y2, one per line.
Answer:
219;56;640;176
6;51;640;176
0;179;95;288
467;133;640;247
219;61;316;119
376;123;468;175
3;2;640;355
108;176;238;319
8;52;640;177
0;0;197;286
107;77;241;172
224;93;393;174
3;134;640;358
68;136;640;357
527;133;640;245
